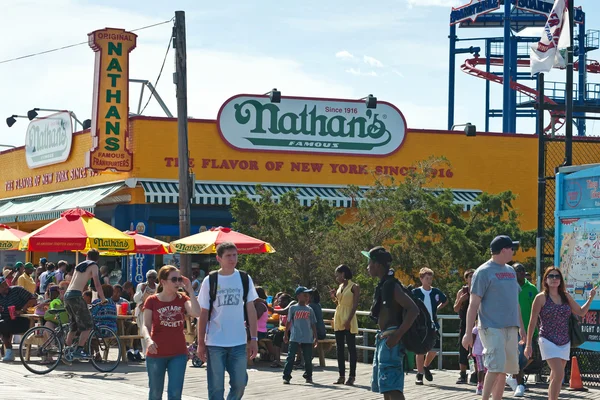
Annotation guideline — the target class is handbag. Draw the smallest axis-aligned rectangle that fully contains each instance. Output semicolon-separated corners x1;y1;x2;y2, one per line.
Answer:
569;313;586;348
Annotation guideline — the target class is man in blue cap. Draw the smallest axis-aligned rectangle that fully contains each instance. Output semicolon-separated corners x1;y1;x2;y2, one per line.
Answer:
462;236;526;400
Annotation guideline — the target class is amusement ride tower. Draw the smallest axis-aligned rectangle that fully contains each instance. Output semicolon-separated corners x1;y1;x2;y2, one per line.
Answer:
447;0;599;135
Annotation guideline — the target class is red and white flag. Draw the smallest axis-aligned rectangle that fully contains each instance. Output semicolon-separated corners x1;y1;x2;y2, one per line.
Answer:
530;0;571;75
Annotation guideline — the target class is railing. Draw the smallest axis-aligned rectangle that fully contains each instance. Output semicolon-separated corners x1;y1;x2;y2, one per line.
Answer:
321;309;460;369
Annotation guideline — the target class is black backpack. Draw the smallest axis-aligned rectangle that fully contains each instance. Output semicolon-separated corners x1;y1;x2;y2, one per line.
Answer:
397;281;437;354
208;270;250;338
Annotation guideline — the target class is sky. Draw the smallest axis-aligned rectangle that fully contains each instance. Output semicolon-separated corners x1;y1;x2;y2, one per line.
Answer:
2;0;600;147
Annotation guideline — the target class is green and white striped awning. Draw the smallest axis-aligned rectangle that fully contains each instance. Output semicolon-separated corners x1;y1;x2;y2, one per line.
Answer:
0;183;125;223
141;180;482;210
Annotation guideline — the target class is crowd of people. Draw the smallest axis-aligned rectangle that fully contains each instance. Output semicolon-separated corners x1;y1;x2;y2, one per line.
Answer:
0;235;594;400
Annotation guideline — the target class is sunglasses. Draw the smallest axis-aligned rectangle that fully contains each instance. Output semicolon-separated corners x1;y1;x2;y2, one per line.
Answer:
169;277;184;283
547;274;561;280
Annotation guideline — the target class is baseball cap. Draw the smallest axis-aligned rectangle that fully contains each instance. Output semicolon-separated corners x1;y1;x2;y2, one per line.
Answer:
14;261;23;269
24;262;34;270
295;286;313;296
490;235;519;253
2;269;11;278
361;246;393;265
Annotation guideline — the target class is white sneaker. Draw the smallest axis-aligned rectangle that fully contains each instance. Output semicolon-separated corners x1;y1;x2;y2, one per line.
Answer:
476;387;483;395
514;384;525;397
2;349;14;362
506;375;518;391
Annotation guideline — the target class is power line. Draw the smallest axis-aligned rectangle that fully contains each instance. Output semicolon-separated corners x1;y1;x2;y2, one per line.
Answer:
0;18;174;65
139;33;172;115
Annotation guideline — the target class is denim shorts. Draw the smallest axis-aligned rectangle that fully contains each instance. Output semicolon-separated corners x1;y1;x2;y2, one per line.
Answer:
371;329;405;394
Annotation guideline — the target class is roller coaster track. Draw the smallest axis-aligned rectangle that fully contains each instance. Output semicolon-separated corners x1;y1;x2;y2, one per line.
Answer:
461;57;600;133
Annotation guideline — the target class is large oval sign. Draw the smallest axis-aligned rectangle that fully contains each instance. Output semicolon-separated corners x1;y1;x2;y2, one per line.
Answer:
217;94;407;156
25;111;73;169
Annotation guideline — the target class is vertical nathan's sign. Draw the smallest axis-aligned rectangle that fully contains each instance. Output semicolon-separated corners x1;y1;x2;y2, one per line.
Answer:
87;28;137;172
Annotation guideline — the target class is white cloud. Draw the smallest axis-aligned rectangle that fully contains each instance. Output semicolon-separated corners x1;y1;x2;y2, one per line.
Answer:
406;0;461;7
345;68;378;77
0;1;359;146
335;50;355;60
363;55;384;68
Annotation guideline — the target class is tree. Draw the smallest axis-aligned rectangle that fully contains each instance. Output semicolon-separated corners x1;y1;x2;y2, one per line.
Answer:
230;157;535;315
230;186;342;296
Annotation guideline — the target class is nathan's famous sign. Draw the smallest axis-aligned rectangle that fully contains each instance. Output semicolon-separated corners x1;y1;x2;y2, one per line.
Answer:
25;111;73;168
87;28;137;172
217;95;407;156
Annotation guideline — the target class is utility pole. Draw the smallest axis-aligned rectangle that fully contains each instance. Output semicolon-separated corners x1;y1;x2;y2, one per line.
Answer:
174;10;191;278
565;0;575;166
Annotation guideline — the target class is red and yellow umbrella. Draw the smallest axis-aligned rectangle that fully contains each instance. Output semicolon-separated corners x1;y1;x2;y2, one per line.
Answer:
19;208;135;253
0;224;28;251
170;226;275;254
102;231;170;255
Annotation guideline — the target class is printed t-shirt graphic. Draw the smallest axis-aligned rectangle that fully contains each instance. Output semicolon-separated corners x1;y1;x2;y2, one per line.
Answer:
198;270;258;347
144;294;189;357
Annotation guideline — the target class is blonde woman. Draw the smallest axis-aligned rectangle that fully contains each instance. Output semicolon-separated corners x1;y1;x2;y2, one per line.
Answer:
329;264;360;386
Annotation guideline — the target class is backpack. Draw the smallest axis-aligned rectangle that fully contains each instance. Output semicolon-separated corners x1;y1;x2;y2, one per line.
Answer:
395;280;437;354
208;270;250;338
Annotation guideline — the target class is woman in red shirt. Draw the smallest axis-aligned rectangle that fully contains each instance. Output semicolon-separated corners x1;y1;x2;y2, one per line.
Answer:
142;265;201;400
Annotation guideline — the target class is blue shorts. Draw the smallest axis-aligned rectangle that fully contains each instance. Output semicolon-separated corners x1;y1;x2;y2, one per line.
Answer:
371;329;405;394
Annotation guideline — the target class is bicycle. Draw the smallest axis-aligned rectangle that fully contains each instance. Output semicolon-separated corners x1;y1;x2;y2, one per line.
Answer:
18;304;122;375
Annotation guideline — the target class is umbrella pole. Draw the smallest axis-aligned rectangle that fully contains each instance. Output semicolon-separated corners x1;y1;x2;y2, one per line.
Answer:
76;252;79;264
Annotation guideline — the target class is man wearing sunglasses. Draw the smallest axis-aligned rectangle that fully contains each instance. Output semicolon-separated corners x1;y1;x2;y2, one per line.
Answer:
462;236;526;400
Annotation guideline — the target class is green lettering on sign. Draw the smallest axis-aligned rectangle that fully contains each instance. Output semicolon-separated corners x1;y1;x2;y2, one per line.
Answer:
107;42;123;56
107;58;122;72
106;90;121;103
106;121;120;135
105;106;121;119
105;137;120;151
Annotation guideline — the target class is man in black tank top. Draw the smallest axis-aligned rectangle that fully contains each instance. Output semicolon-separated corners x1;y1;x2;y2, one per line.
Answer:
366;246;419;400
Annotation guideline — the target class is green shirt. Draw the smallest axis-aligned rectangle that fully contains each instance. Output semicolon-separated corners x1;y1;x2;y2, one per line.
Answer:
518;279;538;336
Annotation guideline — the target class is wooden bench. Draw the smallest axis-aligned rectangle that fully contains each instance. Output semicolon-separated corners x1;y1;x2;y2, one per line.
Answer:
119;335;143;362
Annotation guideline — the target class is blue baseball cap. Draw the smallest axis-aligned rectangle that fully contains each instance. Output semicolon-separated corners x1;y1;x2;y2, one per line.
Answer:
40;257;47;264
295;286;313;296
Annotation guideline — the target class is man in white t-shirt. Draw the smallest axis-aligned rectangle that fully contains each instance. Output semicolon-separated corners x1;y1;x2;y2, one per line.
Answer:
197;242;259;400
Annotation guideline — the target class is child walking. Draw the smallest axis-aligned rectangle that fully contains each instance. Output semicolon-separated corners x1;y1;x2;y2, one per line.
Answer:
472;325;487;395
283;286;318;384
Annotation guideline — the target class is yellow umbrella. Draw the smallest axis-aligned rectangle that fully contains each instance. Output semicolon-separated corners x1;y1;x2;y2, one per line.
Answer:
170;226;275;254
0;224;28;251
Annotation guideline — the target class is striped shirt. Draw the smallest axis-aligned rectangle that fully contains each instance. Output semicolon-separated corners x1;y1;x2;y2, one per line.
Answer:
0;286;36;318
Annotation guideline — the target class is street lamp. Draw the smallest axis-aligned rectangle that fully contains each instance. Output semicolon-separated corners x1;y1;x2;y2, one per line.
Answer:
264;88;281;103
451;122;477;137
360;94;377;109
27;108;91;130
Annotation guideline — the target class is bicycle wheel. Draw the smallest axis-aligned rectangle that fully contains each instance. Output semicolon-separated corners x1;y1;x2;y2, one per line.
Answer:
19;326;63;375
88;326;121;373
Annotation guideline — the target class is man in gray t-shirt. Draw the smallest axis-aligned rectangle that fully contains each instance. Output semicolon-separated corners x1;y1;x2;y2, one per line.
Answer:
283;286;318;384
462;236;526;400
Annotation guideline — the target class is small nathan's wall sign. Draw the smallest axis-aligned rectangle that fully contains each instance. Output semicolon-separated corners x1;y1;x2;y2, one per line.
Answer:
25;111;73;169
